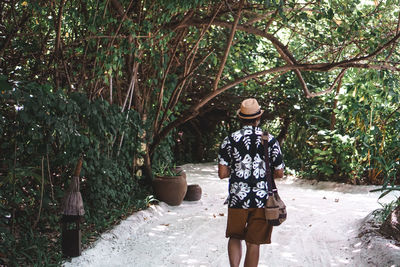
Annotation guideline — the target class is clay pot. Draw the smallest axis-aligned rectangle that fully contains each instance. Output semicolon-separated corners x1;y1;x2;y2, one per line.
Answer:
184;184;202;201
152;173;187;206
174;166;186;179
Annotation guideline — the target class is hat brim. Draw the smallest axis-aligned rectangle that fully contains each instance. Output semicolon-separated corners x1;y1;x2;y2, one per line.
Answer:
236;109;264;119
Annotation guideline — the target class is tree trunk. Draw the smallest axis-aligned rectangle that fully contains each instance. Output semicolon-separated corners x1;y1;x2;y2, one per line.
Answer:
0;11;31;57
329;72;344;130
143;149;153;185
277;116;291;145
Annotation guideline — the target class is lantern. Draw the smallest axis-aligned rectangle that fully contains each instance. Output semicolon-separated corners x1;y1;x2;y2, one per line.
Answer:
61;158;85;257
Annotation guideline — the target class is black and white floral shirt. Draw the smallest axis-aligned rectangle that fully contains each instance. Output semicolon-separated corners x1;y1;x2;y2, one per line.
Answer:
218;125;285;209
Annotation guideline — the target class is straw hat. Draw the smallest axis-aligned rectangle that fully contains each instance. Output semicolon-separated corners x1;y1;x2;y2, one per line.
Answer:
237;98;264;119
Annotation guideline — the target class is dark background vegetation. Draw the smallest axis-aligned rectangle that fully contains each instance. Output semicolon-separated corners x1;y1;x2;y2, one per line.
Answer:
1;0;399;265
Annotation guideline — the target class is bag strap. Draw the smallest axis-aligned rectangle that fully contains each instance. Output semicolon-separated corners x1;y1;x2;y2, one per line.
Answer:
263;132;277;194
227;134;234;170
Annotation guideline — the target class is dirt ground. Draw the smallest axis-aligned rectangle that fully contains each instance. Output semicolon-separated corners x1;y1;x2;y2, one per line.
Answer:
63;163;400;267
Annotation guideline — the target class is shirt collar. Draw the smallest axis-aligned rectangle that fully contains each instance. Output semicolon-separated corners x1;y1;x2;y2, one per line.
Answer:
242;125;262;132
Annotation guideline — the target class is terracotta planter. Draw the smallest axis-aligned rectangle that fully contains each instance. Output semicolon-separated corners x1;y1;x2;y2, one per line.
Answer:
153;173;187;206
174;167;186;179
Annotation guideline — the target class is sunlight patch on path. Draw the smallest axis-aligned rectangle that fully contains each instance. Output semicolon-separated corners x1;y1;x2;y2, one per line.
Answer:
64;163;398;267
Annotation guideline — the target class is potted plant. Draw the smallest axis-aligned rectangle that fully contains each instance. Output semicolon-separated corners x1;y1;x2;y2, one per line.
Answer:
152;163;187;206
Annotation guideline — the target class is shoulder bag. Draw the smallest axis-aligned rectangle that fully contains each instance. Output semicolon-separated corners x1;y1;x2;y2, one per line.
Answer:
263;133;287;226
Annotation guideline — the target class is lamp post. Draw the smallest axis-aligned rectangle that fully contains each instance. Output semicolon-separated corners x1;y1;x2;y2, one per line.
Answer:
61;157;85;257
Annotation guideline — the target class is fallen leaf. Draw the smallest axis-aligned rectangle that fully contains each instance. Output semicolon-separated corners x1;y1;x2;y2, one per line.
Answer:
219;213;224;216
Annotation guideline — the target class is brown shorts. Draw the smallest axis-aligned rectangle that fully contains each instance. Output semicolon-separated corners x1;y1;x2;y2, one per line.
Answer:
226;208;273;244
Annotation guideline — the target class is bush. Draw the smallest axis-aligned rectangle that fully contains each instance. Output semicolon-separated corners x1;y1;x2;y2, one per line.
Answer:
0;80;150;266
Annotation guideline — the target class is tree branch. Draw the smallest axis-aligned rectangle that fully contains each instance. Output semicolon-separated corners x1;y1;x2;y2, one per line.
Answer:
177;18;400;91
383;105;400;126
153;30;185;134
212;0;244;91
150;64;293;155
109;0;125;17
0;10;30;57
307;68;347;98
153;4;224;135
385;11;400;63
54;0;66;92
150;55;400;155
156;49;214;136
187;2;223;61
330;71;345;130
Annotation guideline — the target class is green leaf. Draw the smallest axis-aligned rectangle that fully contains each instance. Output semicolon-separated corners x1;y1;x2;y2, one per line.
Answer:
0;76;12;91
327;8;334;20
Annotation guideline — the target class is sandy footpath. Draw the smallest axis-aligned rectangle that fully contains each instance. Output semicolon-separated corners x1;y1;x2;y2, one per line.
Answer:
64;163;400;267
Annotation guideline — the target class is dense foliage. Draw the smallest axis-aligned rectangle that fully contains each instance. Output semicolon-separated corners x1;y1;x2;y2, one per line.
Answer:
0;78;152;265
1;0;400;265
283;69;400;184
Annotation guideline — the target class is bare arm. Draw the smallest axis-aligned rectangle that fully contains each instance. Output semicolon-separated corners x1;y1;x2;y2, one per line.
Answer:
218;164;230;179
273;168;284;179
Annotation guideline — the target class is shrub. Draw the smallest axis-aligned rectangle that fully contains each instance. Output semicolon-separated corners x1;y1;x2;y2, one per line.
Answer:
0;80;150;265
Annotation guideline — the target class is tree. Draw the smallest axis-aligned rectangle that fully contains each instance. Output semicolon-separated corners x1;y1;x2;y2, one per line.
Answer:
1;0;399;182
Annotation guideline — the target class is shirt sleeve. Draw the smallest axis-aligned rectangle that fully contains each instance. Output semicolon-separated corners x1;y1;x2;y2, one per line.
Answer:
270;138;285;170
218;136;231;166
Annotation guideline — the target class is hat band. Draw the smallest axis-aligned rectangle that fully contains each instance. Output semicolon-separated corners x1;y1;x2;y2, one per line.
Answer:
239;109;261;118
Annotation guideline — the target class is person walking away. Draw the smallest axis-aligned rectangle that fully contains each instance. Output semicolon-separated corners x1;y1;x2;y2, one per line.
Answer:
218;98;285;267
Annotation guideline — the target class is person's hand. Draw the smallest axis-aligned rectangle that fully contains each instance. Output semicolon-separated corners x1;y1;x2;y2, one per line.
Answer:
273;168;284;179
218;164;230;179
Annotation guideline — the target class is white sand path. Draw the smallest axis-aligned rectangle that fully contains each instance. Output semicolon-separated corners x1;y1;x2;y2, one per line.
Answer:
64;163;400;267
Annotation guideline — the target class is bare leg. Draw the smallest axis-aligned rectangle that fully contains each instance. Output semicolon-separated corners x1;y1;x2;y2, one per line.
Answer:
228;238;242;267
244;242;260;267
